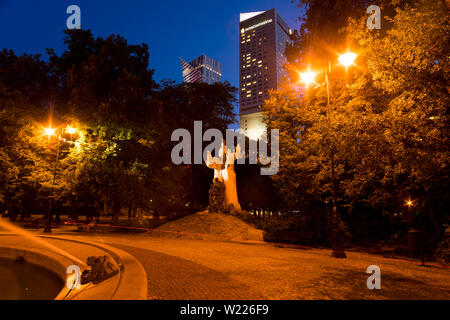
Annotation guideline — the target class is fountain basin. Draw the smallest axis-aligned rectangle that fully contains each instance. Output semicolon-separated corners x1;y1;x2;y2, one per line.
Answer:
0;245;76;299
0;256;63;299
0;233;147;300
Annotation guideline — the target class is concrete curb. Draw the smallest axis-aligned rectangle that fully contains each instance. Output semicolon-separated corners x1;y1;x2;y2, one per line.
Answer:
38;235;148;300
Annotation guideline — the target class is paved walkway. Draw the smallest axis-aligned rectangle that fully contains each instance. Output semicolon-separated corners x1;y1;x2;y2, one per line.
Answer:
63;233;450;300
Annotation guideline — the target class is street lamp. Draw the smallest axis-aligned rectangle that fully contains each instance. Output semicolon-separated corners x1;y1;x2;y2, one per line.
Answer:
338;52;357;67
405;198;415;227
298;51;357;259
404;197;424;264
42;124;77;233
299;70;317;87
406;199;414;207
44;126;56;139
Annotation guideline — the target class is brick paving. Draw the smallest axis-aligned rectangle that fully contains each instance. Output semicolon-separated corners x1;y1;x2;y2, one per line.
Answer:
114;244;262;300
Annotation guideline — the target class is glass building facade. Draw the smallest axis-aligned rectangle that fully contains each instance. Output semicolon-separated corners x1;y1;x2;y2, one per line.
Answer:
180;54;222;84
239;9;292;139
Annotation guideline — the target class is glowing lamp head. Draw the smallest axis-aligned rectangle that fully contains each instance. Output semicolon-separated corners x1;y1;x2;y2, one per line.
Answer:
44;126;56;138
299;71;317;87
338;52;357;67
405;199;414;207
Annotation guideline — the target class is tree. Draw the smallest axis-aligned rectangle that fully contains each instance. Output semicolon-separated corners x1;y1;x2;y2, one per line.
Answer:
0;29;238;228
48;30;158;126
263;0;449;243
347;0;449;238
286;0;413;78
154;80;237;209
0;51;55;221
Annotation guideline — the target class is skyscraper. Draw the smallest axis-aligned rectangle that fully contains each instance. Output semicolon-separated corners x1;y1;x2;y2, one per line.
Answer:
239;9;292;139
180;54;222;84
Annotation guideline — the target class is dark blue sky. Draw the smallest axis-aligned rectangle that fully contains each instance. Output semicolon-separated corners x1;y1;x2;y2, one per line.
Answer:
0;0;304;88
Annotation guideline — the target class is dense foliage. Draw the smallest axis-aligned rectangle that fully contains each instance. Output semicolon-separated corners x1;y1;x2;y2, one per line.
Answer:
0;30;237;224
263;0;449;245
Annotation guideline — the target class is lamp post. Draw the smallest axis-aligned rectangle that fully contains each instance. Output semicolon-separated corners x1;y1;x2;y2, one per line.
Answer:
299;51;356;258
43;124;77;233
405;198;416;232
405;198;424;265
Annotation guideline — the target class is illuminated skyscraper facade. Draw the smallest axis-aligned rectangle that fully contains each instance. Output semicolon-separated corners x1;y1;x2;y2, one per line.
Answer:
180;54;222;84
239;9;292;139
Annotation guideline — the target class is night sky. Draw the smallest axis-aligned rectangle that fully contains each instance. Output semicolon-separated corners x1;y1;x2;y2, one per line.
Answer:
0;0;304;87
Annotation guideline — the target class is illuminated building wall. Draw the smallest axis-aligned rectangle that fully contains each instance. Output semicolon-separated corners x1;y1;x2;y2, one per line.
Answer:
239;9;292;139
180;54;222;84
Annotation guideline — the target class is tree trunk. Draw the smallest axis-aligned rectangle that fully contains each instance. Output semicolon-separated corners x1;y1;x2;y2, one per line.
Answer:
112;201;121;225
20;205;25;221
9;207;17;222
132;205;137;218
55;209;61;223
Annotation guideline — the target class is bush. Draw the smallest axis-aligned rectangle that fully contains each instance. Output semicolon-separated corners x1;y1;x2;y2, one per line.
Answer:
259;211;328;245
229;210;264;229
114;218;161;233
434;233;450;264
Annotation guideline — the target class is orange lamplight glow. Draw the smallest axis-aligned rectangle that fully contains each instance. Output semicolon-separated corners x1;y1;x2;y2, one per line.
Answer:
65;125;77;135
299;71;317;87
44;126;56;138
405;199;414;207
338;52;357;67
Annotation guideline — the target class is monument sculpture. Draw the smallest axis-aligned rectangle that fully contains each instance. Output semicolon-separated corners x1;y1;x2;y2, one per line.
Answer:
81;255;117;284
206;141;242;213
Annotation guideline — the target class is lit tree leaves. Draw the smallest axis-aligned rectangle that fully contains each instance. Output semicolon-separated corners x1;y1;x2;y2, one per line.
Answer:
264;0;449;239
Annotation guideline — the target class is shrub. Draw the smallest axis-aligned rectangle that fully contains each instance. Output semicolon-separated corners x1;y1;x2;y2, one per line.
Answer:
434;234;450;264
114;218;160;233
